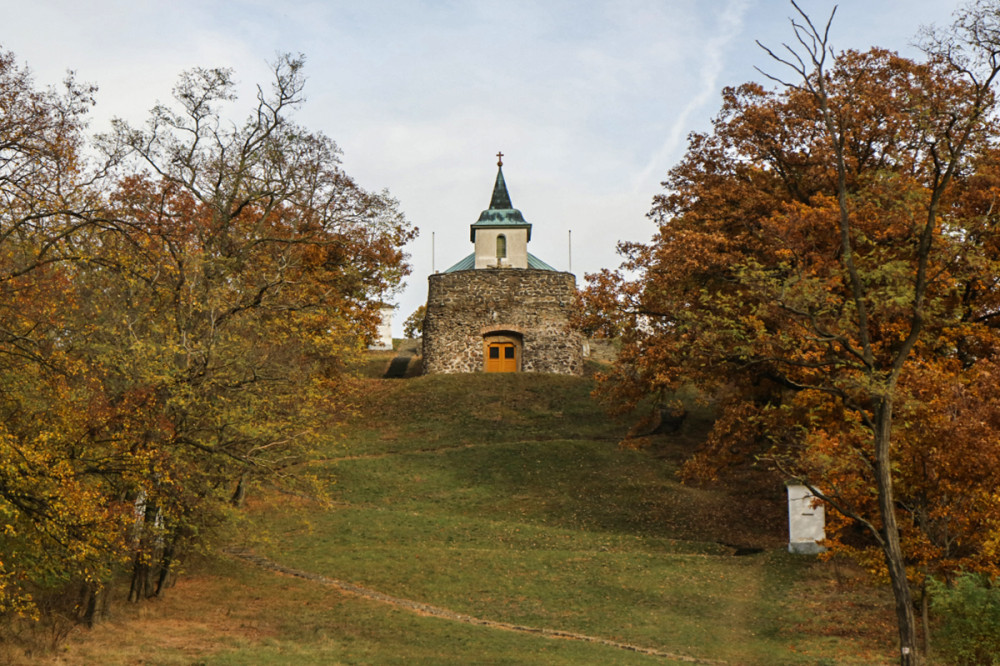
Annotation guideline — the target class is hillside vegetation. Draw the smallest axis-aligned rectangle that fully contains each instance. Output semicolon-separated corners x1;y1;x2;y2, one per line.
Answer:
45;367;897;665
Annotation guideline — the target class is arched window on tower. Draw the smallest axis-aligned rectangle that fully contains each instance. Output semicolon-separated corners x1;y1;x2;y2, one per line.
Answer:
496;234;507;262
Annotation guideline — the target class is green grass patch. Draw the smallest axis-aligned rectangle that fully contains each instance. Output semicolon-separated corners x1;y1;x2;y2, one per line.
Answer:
55;372;896;665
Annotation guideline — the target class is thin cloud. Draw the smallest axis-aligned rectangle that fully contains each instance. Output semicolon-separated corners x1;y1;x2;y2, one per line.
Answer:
634;0;751;194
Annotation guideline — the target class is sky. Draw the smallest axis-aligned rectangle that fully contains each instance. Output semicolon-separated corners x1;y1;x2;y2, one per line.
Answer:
0;0;969;334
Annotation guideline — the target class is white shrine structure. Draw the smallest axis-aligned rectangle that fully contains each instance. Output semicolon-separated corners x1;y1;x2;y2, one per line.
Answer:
787;484;826;555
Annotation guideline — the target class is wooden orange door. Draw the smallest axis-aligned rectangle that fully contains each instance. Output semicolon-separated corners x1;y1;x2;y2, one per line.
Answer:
486;342;517;372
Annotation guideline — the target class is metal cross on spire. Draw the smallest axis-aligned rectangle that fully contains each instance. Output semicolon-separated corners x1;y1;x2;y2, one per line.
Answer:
496;151;504;167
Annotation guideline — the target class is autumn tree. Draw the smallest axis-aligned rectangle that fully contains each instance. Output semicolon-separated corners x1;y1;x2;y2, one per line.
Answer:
0;47;131;625
0;47;415;632
87;54;416;599
579;3;1000;664
403;304;426;338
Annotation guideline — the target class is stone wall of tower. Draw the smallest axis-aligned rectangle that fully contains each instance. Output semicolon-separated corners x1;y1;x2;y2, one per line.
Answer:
422;269;583;375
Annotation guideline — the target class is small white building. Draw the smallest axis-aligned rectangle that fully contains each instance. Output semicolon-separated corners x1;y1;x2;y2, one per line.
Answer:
787;483;826;555
369;305;394;351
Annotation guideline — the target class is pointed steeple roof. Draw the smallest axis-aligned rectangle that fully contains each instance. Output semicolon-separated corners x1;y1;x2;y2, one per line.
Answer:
470;157;531;242
489;167;514;209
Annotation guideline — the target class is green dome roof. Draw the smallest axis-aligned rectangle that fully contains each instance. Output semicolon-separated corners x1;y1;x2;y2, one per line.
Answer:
442;252;557;273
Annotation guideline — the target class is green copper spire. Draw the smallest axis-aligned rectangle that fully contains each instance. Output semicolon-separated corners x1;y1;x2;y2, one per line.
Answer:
471;153;531;242
489;165;513;209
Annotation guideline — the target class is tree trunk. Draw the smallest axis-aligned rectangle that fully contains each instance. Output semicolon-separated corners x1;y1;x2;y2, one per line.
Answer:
231;469;247;507
874;402;921;666
128;552;151;603
920;579;931;660
153;542;175;597
79;582;102;627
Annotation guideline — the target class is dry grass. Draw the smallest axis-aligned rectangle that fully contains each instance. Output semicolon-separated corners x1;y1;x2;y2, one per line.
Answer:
31;572;281;665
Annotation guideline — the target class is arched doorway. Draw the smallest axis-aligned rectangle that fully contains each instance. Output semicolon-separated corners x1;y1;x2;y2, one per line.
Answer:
483;332;521;373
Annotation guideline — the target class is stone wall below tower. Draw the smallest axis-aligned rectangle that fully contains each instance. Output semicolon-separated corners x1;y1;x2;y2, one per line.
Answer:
422;269;583;375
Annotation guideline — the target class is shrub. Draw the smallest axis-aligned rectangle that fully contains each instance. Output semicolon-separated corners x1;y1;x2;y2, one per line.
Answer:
929;573;1000;665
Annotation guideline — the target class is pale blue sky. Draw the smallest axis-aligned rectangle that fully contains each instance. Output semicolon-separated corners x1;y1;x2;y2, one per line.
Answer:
0;0;966;332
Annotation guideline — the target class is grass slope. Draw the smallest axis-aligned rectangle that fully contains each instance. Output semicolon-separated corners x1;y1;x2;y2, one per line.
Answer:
50;371;896;665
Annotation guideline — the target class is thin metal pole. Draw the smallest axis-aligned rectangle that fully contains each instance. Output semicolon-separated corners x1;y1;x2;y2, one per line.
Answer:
568;229;572;273
432;231;436;273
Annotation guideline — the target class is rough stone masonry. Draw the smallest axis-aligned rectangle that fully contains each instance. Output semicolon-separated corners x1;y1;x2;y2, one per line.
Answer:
422;268;583;375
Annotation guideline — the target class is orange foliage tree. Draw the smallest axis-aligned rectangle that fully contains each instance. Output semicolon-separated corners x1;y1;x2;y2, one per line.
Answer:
85;54;415;602
0;49;414;628
0;47;129;624
578;4;1000;664
403;304;427;338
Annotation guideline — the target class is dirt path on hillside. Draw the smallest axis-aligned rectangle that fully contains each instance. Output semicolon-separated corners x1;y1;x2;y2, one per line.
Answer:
310;437;619;465
228;549;728;665
317;442;481;463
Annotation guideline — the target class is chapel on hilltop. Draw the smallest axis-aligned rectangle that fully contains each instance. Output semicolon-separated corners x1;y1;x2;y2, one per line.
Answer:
421;154;583;375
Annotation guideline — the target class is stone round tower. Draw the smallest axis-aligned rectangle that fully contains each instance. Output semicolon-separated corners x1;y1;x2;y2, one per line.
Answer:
422;156;583;375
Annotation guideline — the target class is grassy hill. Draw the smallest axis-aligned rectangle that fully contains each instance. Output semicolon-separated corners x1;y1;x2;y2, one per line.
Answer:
48;366;897;665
